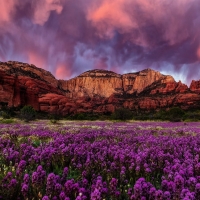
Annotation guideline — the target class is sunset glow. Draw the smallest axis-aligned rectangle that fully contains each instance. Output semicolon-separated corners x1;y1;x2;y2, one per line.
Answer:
0;0;200;84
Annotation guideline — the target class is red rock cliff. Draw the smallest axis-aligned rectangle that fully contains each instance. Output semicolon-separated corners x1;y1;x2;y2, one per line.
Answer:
59;68;168;98
0;61;199;115
59;69;123;98
0;61;63;110
190;80;200;94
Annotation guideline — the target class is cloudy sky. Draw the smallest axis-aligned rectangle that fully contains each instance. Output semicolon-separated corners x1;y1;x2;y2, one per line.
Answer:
0;0;200;84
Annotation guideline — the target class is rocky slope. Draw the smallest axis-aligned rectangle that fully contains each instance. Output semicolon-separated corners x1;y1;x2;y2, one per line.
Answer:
0;61;200;115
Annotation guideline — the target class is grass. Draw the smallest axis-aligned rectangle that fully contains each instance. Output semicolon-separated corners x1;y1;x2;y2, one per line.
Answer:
0;118;15;124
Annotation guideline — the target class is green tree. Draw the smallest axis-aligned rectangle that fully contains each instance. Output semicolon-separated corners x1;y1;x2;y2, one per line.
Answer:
20;105;36;122
167;107;185;122
0;102;10;119
112;108;133;121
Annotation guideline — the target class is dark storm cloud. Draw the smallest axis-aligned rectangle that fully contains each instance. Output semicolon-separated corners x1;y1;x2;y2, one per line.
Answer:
0;0;200;84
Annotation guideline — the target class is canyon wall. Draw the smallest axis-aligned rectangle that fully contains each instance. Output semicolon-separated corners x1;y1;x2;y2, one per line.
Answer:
0;61;200;115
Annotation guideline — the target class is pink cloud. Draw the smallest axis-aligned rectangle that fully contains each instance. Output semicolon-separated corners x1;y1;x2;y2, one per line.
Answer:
87;0;196;46
55;64;71;80
0;0;200;85
87;0;138;40
28;51;47;69
0;0;16;24
33;0;63;25
197;47;200;59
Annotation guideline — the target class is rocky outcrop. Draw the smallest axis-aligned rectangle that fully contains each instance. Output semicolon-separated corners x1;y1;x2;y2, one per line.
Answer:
59;69;123;98
59;68;167;98
122;69;165;94
0;61;200;115
190;80;200;94
0;61;58;87
0;61;63;110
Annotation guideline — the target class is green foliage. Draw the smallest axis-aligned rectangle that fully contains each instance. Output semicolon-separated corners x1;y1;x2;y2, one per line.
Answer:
183;110;200;121
0;119;15;124
32;139;41;147
66;113;99;121
0;102;15;119
154;110;167;120
20;105;36;122
76;113;85;120
151;107;185;122
49;114;60;124
167;107;185;122
0;111;11;119
112;108;133;121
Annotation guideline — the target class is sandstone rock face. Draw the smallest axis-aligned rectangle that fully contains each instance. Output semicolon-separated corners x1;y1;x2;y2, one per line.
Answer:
59;68;167;98
0;61;58;87
149;78;188;95
0;61;200;115
0;62;62;111
59;69;123;98
122;69;165;94
190;80;200;94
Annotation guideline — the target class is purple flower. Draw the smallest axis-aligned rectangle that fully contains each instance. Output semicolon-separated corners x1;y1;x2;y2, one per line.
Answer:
46;173;56;195
63;167;68;177
188;177;196;189
95;180;103;192
59;191;66;200
109;178;118;194
91;188;101;200
161;180;168;191
163;191;171;200
9;179;17;187
55;183;62;194
174;174;184;190
82;178;88;187
21;184;29;197
7;172;12;177
134;183;142;198
195;183;200;198
32;171;38;185
17;160;26;173
114;191;120;197
64;179;74;196
167;181;175;193
195;163;200;175
23;174;30;184
149;187;156;197
42;196;50;200
181;188;190;199
82;170;87;177
155;190;163;200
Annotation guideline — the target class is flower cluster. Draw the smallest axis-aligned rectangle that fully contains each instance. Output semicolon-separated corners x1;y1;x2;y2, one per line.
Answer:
0;121;200;199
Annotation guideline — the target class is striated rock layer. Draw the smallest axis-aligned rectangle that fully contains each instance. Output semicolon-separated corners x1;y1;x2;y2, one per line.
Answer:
0;61;200;115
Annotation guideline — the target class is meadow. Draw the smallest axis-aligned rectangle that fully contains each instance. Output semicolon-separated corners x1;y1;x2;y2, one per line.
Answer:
0;120;200;199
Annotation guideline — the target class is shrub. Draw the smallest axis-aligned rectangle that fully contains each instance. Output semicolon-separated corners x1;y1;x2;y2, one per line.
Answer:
154;110;167;120
0;119;15;124
49;114;61;124
69;113;99;121
76;113;85;120
112;108;133;121
167;107;185;122
0;111;11;119
0;102;15;119
20;105;36;122
183;110;200;121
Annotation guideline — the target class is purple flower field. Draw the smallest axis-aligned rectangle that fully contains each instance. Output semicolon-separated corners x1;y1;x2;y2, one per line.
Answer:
1;121;200;200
